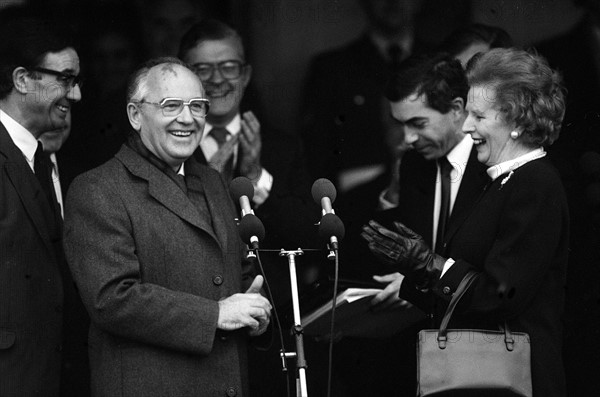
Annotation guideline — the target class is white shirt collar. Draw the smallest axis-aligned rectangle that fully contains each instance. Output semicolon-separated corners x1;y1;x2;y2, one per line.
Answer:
486;147;546;181
446;134;473;171
177;162;185;176
203;113;241;138
0;109;38;165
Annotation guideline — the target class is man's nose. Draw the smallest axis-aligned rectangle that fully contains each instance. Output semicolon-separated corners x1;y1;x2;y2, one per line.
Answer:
177;104;195;123
404;128;419;145
67;83;82;102
207;67;225;84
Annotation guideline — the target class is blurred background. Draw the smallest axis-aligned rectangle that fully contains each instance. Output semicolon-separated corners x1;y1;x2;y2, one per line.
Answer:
0;0;584;136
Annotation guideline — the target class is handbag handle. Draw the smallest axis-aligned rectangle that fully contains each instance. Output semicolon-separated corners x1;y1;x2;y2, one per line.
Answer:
437;271;516;351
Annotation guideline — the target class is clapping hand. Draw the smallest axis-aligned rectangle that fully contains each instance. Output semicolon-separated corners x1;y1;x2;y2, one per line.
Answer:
370;272;413;311
217;275;272;336
238;111;263;181
361;220;446;288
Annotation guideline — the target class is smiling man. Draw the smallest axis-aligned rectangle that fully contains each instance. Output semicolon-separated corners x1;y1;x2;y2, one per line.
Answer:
178;19;318;258
371;54;489;304
63;57;271;397
0;13;82;396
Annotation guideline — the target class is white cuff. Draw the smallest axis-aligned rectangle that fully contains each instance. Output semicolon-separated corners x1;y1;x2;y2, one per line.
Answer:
378;188;398;210
440;258;455;278
252;168;273;206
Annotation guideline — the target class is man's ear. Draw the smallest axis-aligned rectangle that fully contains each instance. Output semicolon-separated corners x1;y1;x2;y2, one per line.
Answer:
12;67;30;94
127;103;142;131
450;97;465;118
241;64;252;89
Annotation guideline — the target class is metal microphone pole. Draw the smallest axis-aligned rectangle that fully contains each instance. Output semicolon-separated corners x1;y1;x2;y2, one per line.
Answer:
279;248;309;397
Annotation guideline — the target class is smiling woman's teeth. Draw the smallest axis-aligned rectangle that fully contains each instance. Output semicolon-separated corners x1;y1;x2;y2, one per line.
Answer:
57;105;68;112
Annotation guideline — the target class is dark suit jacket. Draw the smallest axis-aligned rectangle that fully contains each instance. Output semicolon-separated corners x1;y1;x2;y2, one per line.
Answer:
63;145;254;397
0;122;64;396
341;147;488;284
301;34;393;185
430;158;569;397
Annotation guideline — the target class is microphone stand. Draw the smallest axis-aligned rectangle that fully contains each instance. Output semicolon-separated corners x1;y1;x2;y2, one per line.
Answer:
279;248;309;397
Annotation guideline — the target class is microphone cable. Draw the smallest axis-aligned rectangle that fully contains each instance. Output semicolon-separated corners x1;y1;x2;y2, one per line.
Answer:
252;248;292;397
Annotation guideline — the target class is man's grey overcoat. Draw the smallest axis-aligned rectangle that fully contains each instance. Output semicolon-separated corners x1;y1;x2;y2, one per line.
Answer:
64;144;253;397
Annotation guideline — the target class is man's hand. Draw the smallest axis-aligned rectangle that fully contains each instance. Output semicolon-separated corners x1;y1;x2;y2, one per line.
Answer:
370;272;412;311
238;111;262;181
208;134;239;173
217;275;272;336
361;220;446;288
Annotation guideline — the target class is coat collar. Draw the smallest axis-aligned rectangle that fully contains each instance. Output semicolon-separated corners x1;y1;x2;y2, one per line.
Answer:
0;122;57;257
115;145;231;248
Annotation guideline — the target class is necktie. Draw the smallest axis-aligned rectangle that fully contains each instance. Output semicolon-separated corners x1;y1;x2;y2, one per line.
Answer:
34;141;61;236
210;127;234;182
435;156;452;254
34;141;57;208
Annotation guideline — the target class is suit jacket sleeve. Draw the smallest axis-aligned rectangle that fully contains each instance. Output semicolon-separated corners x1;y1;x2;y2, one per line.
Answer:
64;174;220;356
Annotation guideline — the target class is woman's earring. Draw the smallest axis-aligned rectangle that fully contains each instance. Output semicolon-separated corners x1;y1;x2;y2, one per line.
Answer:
510;130;519;139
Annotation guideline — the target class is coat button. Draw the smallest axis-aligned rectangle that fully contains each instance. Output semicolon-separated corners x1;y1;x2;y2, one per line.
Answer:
226;386;237;396
213;275;223;286
442;286;451;295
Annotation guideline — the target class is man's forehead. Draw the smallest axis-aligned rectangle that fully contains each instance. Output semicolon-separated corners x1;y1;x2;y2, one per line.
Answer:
188;38;244;61
391;93;434;120
42;47;80;72
147;64;203;95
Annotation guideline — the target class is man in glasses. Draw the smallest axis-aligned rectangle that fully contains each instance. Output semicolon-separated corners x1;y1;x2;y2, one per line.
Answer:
63;57;272;397
178;20;320;396
0;12;83;396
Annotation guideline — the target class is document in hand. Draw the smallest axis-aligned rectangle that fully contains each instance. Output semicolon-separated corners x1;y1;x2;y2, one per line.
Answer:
301;288;426;339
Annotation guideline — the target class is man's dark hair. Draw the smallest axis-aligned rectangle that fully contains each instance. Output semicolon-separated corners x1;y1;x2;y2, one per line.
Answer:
385;53;468;113
0;8;75;99
178;19;245;61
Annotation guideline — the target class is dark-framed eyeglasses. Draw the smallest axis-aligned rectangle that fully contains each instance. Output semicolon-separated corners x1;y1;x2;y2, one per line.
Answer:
134;97;210;117
30;67;83;88
190;60;246;81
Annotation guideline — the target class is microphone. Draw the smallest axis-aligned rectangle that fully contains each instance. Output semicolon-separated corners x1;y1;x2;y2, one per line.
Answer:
311;178;345;250
230;177;265;250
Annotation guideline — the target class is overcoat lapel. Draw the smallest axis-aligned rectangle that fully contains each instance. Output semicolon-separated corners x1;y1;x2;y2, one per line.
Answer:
0;124;56;257
185;159;233;253
115;146;219;244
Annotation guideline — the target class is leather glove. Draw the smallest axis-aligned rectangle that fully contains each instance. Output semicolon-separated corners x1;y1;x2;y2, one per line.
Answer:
361;220;447;289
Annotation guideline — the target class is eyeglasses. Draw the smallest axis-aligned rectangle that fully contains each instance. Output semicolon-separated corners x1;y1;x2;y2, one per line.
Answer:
134;97;210;117
190;60;246;81
30;67;83;88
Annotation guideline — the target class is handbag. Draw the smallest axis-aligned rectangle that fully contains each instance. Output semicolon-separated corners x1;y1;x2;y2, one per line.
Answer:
417;271;532;397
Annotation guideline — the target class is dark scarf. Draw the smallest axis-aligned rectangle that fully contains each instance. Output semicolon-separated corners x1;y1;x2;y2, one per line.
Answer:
126;131;187;194
126;131;214;227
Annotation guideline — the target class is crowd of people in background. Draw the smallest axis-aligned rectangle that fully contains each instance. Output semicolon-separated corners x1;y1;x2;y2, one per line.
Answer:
1;0;599;396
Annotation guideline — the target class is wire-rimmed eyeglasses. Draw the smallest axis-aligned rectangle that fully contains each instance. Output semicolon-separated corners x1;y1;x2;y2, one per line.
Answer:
134;97;211;117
